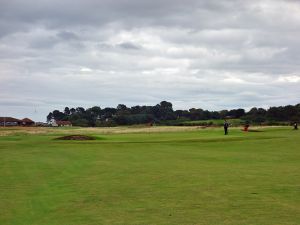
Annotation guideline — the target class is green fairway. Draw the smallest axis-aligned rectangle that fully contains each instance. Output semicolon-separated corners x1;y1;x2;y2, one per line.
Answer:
0;127;299;225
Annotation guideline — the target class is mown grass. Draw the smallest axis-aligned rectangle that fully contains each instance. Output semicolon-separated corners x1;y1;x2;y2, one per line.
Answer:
0;126;299;225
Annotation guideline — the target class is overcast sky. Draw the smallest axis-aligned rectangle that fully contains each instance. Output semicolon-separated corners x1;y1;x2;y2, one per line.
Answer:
1;0;300;121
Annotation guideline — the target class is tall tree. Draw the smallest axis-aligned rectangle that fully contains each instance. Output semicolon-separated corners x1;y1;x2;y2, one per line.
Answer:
64;107;70;115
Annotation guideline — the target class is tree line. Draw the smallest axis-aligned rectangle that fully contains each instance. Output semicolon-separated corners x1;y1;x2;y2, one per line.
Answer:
46;101;300;127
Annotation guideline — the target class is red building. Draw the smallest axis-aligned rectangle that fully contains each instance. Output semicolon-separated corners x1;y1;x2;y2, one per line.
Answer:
0;117;35;126
21;118;35;126
0;117;21;126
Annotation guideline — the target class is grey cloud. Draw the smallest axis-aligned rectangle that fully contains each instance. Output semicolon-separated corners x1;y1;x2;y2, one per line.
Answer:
0;0;256;36
57;31;79;40
98;42;141;51
117;42;140;50
1;0;300;121
29;36;58;49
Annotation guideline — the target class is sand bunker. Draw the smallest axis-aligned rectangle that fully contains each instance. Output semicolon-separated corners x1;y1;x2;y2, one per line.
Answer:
55;135;96;140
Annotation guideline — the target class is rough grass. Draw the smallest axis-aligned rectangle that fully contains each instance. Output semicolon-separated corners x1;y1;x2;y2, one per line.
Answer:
0;126;203;136
0;126;299;225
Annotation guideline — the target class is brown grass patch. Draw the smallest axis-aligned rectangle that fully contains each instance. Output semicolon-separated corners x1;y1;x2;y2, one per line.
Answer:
55;135;96;140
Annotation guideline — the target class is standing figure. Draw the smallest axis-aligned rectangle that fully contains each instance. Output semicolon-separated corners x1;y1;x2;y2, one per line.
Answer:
294;122;298;130
243;121;250;132
224;120;229;135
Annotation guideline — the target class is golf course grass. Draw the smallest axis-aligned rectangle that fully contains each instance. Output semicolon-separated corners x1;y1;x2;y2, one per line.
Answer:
0;126;299;225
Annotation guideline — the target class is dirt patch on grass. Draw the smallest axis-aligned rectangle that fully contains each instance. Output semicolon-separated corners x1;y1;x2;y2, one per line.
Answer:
55;135;96;140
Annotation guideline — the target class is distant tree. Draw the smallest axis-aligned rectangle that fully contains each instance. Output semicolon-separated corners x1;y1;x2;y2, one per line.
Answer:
70;108;76;114
203;110;211;120
219;110;229;119
228;109;245;118
175;110;190;119
160;101;173;110
158;101;175;120
131;105;142;114
283;105;298;120
242;107;267;123
102;107;117;119
117;104;127;111
46;102;300;127
267;107;281;121
89;106;101;117
64;107;70;115
76;107;85;114
84;106;102;126
211;111;221;119
72;118;89;127
52;110;65;121
189;108;204;120
150;105;161;119
47;112;53;122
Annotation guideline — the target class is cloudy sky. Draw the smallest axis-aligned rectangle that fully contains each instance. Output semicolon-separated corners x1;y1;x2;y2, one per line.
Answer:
1;0;300;121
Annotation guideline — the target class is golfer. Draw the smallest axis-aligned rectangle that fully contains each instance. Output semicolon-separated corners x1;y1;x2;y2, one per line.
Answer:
224;120;229;135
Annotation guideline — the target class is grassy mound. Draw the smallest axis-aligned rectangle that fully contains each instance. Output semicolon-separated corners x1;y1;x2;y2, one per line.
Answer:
55;135;96;140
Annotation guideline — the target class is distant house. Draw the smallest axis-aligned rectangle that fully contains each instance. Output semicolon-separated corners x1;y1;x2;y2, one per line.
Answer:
49;119;72;127
56;121;72;127
0;117;21;126
35;122;48;127
0;117;35;126
21;118;35;126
